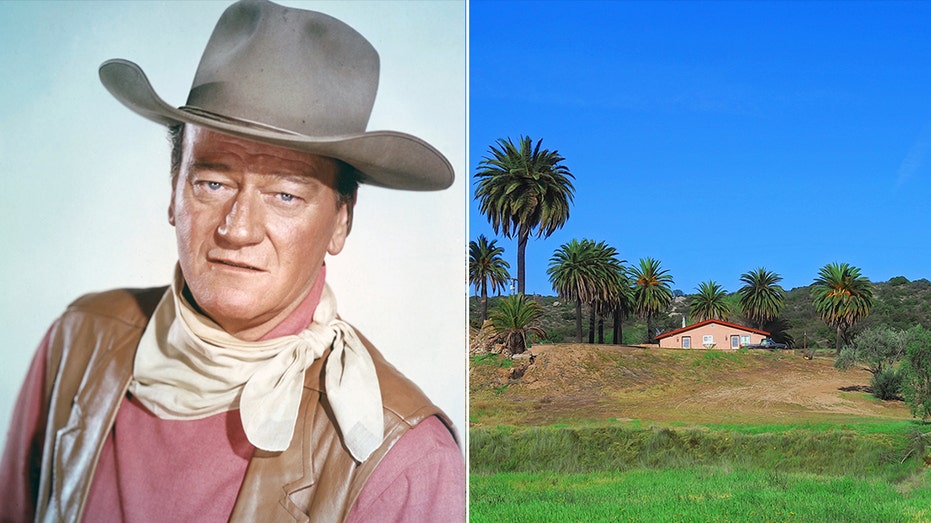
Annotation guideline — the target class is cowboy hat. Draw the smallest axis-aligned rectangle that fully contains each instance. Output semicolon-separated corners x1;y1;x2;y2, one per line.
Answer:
98;0;453;191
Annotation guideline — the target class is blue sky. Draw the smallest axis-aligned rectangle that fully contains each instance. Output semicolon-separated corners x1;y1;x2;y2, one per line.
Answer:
469;0;931;296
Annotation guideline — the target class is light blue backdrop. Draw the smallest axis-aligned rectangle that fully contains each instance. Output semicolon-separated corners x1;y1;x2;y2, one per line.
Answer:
0;0;467;449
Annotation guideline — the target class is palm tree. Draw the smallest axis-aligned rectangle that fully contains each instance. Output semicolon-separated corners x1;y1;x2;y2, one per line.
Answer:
595;276;632;345
811;262;874;354
487;294;546;355
474;136;575;294
690;281;731;322
631;257;674;344
609;278;635;345
737;268;786;329
586;242;627;344
547;239;625;343
547;239;598;343
469;235;511;323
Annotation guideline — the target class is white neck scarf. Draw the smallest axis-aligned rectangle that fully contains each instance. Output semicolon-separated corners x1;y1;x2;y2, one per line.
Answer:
129;267;385;461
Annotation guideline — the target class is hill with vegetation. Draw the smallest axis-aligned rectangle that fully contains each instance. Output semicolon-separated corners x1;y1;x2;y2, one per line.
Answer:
782;277;931;349
470;276;931;349
470;344;909;427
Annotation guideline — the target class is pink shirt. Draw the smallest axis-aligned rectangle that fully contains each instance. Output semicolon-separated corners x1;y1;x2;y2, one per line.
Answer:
1;269;464;522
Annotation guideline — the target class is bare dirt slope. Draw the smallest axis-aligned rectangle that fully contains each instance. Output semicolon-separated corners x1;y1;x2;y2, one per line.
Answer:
470;344;912;427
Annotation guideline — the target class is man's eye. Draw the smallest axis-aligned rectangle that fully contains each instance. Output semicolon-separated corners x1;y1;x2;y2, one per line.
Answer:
206;181;223;190
278;193;296;202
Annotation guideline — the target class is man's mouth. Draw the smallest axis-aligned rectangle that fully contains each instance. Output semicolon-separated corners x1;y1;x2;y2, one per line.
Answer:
210;258;263;271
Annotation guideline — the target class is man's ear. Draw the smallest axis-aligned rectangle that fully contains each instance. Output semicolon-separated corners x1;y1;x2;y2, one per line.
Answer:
327;192;356;255
168;186;176;226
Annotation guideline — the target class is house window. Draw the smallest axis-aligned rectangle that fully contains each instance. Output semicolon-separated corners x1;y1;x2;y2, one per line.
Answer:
741;335;750;346
702;335;714;345
682;336;691;349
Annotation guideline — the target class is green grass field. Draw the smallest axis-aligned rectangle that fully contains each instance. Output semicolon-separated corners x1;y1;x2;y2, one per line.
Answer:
470;468;931;522
470;346;931;521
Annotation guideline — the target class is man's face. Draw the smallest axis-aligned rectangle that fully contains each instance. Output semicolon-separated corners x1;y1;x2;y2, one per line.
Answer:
169;125;351;340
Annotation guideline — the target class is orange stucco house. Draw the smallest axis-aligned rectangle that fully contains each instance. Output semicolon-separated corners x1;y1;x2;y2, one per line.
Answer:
656;319;769;349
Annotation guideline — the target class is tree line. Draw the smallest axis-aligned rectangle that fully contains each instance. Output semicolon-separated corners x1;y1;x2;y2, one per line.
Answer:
469;136;875;352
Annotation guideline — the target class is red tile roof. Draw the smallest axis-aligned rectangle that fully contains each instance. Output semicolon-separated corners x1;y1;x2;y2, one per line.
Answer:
656;319;770;340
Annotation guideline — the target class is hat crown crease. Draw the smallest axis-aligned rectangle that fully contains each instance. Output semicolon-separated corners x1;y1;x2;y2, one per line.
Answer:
186;0;377;137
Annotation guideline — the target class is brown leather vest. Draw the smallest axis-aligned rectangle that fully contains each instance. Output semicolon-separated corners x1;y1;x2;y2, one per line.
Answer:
33;287;453;522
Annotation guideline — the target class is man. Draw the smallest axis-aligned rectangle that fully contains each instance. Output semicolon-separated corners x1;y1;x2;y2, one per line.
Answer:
0;1;464;521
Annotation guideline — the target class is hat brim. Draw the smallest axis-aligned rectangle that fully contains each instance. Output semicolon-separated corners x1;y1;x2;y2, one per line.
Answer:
99;59;453;191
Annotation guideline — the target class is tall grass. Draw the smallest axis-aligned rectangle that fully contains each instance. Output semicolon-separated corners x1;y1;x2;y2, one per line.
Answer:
470;422;925;481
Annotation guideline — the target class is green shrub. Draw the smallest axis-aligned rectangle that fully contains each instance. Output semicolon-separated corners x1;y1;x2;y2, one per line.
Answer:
902;325;931;420
870;367;903;400
471;353;514;369
541;326;574;343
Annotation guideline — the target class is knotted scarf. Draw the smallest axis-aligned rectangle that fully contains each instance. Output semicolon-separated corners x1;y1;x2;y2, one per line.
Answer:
129;266;385;461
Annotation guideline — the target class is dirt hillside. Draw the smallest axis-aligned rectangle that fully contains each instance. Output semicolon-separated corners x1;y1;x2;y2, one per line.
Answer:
470;344;913;427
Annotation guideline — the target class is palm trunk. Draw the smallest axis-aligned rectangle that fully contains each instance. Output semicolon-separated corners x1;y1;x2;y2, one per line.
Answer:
611;307;621;345
516;230;528;295
588;303;595;344
613;308;623;345
597;312;604;344
480;281;488;323
575;297;582;343
835;325;843;355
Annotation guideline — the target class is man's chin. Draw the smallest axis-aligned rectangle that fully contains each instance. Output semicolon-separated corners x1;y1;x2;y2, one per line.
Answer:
194;292;275;331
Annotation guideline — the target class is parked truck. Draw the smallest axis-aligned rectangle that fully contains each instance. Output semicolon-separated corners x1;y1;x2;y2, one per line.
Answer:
742;338;788;349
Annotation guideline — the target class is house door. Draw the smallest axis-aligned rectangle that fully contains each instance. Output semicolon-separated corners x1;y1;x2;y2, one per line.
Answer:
731;335;740;349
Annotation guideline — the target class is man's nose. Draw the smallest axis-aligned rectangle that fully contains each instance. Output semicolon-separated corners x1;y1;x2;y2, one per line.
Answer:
216;191;264;246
